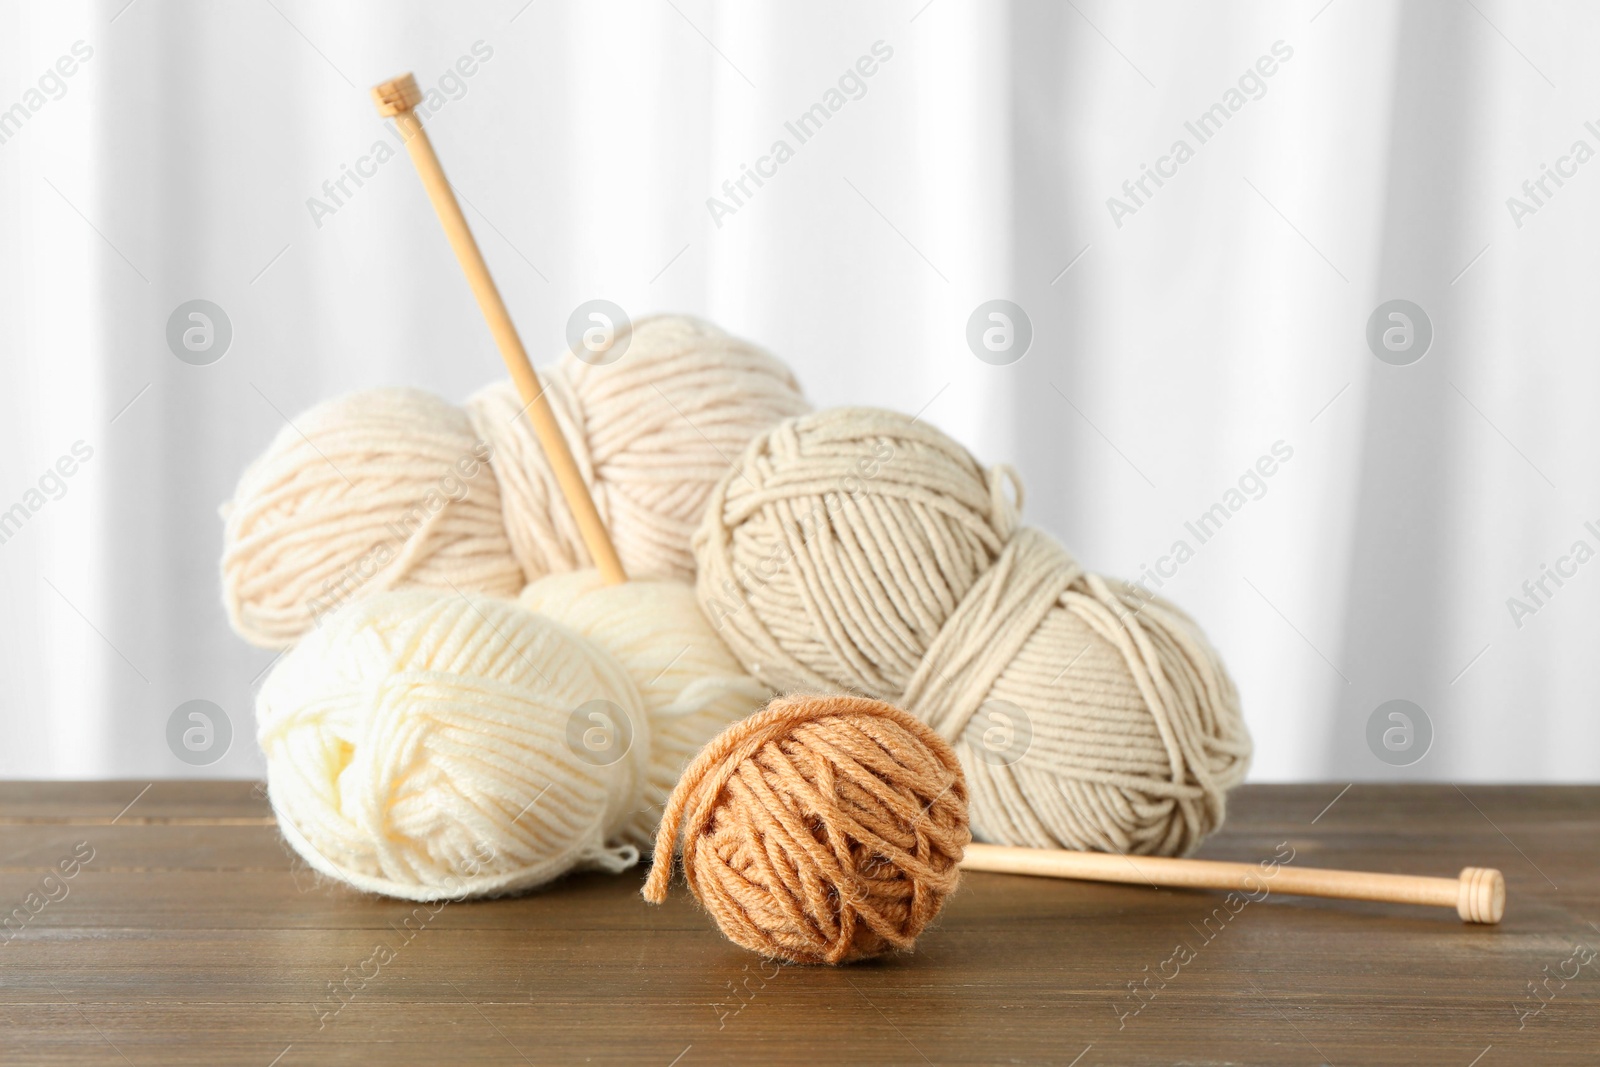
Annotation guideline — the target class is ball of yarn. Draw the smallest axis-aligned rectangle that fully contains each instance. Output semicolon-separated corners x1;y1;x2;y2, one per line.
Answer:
222;315;809;648
694;407;1251;858
516;570;771;847
256;589;650;901
643;694;970;965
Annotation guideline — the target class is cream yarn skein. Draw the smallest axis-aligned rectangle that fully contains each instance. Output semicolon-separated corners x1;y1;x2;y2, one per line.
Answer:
694;407;1251;858
223;315;809;648
518;570;772;848
256;589;650;901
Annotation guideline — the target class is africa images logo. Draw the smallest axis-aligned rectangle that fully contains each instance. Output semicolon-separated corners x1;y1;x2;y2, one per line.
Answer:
705;40;894;228
1105;41;1294;228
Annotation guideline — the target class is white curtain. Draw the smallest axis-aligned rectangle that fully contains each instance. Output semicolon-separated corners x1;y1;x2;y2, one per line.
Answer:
3;0;1595;782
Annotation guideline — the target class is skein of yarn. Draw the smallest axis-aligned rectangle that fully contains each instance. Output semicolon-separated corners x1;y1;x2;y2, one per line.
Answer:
222;315;809;648
644;694;970;965
256;589;650;901
694;407;1252;858
517;570;772;847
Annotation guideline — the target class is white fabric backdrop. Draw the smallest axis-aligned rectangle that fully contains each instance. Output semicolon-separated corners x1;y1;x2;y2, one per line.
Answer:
3;0;1597;782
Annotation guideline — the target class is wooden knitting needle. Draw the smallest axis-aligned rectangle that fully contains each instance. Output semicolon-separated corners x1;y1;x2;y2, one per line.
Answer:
373;73;627;586
960;843;1506;924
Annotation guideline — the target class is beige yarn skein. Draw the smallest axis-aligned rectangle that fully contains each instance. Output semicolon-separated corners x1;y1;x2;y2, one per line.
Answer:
222;315;809;648
694;407;1252;858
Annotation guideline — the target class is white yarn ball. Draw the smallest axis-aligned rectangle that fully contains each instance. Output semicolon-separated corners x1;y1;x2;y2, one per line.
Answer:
518;570;771;847
256;589;650;901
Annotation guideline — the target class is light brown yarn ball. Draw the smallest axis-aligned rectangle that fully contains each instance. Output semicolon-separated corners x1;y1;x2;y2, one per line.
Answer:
221;315;809;648
643;694;969;966
694;407;1252;859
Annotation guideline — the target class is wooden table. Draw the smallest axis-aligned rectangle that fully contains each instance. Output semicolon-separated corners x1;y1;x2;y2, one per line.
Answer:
1;783;1595;1065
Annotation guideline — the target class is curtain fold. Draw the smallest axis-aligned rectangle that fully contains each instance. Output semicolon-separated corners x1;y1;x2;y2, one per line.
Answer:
1;0;1594;782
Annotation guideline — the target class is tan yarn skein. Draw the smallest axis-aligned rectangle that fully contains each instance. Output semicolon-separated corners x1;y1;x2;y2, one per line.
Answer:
221;315;808;648
694;408;1252;858
644;694;970;965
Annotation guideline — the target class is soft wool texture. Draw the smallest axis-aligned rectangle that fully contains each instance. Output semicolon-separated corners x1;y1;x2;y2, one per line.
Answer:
517;570;772;847
694;408;1252;858
222;315;809;648
644;694;969;965
256;589;650;901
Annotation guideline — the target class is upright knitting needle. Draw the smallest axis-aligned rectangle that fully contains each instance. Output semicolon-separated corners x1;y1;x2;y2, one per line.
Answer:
372;73;628;586
960;843;1506;924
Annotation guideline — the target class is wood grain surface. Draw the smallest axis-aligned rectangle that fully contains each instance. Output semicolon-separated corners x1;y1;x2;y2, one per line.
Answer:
0;782;1595;1065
